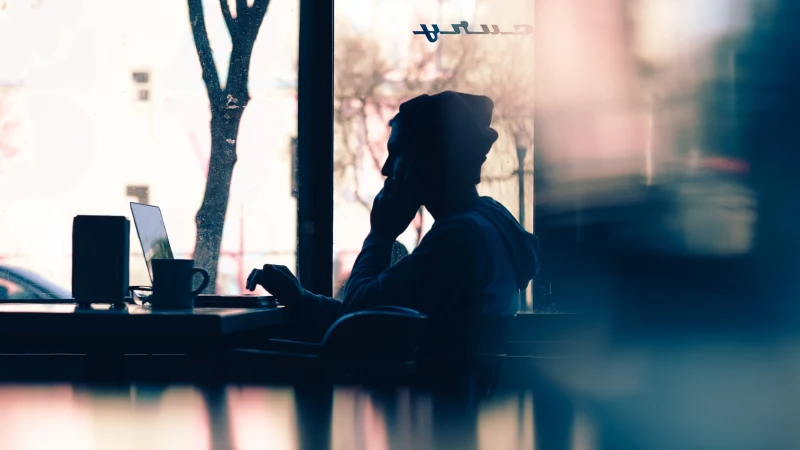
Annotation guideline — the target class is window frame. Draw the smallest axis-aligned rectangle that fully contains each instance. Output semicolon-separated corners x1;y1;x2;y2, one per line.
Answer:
305;1;542;309
296;0;334;297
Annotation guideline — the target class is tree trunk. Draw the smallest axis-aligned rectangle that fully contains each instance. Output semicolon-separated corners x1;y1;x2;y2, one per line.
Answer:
187;0;268;294
193;111;242;293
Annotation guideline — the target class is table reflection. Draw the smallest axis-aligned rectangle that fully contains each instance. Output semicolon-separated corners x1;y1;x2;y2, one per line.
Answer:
0;384;595;450
0;304;77;313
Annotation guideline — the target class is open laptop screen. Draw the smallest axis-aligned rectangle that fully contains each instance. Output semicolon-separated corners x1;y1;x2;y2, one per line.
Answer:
130;203;174;282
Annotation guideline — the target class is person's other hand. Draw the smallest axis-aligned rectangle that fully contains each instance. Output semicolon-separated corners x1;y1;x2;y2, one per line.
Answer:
246;264;304;308
370;166;421;240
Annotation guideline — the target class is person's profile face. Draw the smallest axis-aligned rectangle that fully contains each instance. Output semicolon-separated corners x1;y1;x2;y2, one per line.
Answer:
383;119;412;180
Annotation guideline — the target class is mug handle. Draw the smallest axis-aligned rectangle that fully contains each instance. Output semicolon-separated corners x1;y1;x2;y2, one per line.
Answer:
190;268;211;297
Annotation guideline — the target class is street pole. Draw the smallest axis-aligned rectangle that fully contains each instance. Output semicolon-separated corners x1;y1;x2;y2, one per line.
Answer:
516;143;528;308
517;145;527;229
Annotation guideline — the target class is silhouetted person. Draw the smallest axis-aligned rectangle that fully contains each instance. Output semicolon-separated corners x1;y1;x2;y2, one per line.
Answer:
247;91;540;340
334;241;409;300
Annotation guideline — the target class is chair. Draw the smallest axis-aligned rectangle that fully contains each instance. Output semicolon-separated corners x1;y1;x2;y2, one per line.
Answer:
227;305;428;383
227;305;511;390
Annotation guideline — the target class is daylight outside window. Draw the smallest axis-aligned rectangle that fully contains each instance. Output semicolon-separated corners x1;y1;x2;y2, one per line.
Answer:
332;0;535;309
0;0;299;295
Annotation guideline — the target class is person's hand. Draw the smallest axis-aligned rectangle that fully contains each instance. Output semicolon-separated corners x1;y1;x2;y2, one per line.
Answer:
370;164;421;240
246;264;304;308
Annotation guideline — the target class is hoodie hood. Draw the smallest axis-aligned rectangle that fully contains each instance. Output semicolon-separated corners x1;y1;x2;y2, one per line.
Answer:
473;197;540;289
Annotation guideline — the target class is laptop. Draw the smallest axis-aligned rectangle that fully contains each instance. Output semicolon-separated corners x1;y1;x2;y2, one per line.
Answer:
129;202;275;308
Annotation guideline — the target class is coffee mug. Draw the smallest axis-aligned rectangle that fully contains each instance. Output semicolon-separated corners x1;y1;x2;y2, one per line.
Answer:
151;259;209;309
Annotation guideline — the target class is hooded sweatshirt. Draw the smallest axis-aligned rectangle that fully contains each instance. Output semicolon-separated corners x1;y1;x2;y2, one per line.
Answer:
299;196;540;333
296;91;538;333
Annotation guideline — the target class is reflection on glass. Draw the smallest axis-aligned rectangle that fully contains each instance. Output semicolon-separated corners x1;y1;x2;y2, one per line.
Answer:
331;388;389;450
571;409;597;450
0;303;75;313
0;385;92;450
478;392;533;450
0;384;606;449
227;386;299;450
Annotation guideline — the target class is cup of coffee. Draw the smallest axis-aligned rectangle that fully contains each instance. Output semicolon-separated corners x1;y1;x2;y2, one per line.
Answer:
151;259;209;309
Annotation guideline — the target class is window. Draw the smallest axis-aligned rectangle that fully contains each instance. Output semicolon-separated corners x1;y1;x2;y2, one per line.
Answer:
333;0;535;309
0;0;760;310
132;71;150;102
132;72;149;84
126;185;149;204
0;0;300;294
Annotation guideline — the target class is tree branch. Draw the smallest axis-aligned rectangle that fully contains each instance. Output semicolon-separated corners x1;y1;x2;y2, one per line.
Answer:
224;0;269;103
235;0;248;22
357;101;386;173
225;43;255;104
351;160;373;212
188;0;224;107
249;0;270;33
335;97;373;213
219;0;237;38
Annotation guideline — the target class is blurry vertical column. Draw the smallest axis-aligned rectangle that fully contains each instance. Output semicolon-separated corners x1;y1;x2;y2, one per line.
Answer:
739;0;800;321
533;0;644;312
296;0;334;296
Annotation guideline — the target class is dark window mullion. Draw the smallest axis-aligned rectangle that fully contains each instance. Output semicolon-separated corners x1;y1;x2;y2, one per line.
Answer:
296;0;334;296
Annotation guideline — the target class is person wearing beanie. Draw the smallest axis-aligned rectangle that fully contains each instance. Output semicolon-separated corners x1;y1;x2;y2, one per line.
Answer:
247;91;540;341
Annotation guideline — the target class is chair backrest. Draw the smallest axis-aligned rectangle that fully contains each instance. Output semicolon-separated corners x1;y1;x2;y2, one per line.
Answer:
320;306;428;360
319;302;512;371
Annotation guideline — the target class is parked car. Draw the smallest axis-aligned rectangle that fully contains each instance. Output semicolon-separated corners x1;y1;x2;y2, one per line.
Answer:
0;264;72;301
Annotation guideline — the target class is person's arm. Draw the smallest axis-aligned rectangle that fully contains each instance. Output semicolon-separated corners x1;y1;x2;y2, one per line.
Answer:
341;217;483;316
246;264;343;336
295;290;342;335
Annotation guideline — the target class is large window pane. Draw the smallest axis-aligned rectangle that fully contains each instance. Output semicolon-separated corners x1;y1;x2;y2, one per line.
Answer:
0;0;299;295
332;0;535;306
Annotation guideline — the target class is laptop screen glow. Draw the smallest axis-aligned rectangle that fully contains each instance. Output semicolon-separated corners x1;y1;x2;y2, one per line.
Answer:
130;202;175;283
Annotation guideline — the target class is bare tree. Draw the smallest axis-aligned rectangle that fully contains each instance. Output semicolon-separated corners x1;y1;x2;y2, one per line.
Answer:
188;0;271;293
473;36;535;308
466;35;535;233
333;25;392;211
474;36;535;171
333;28;483;244
401;27;479;96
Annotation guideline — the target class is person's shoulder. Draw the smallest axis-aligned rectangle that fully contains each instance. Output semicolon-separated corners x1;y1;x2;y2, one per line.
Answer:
437;198;497;227
427;211;486;243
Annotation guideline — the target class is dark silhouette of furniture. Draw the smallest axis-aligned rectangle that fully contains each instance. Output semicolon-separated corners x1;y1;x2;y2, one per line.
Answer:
228;305;511;393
